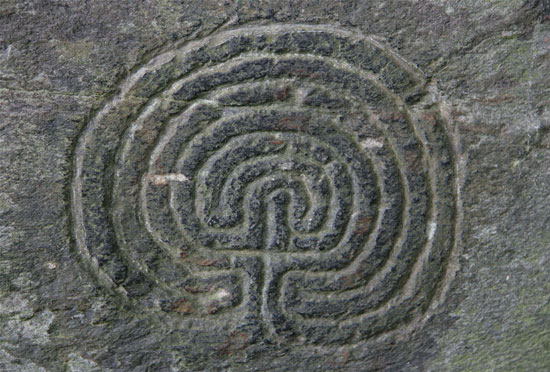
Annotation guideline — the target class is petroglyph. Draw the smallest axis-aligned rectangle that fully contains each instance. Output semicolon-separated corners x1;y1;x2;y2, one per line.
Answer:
71;24;459;345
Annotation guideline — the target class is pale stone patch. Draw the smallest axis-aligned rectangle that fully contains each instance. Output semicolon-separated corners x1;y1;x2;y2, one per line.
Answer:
150;173;189;185
0;293;31;317
6;310;55;345
428;222;437;240
212;288;231;301
360;138;384;149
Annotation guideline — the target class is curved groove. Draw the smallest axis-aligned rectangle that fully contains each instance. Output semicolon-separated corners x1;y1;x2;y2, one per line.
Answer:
71;24;458;344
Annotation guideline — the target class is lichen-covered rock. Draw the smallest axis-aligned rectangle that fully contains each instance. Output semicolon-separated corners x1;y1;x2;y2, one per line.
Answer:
1;1;549;371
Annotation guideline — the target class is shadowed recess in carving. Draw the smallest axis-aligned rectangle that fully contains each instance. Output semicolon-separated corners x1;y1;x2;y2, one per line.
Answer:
71;24;459;346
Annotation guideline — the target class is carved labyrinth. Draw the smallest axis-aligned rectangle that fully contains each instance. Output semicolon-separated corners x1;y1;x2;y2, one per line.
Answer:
72;24;459;345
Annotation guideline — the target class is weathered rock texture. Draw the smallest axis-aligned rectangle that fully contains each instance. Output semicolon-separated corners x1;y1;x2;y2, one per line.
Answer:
1;1;549;371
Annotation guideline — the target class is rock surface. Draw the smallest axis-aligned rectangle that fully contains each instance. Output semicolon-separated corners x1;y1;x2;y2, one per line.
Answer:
1;1;549;371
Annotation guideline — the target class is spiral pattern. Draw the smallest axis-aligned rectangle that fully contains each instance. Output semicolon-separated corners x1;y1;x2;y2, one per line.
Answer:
72;24;459;345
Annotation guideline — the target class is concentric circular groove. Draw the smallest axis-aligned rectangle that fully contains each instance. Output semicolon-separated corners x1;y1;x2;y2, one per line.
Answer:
71;24;459;345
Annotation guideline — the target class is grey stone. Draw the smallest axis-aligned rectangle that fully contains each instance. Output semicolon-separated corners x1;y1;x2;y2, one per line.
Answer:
1;1;549;371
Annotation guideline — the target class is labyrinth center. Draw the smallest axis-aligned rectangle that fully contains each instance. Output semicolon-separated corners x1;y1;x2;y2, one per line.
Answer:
72;25;457;345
